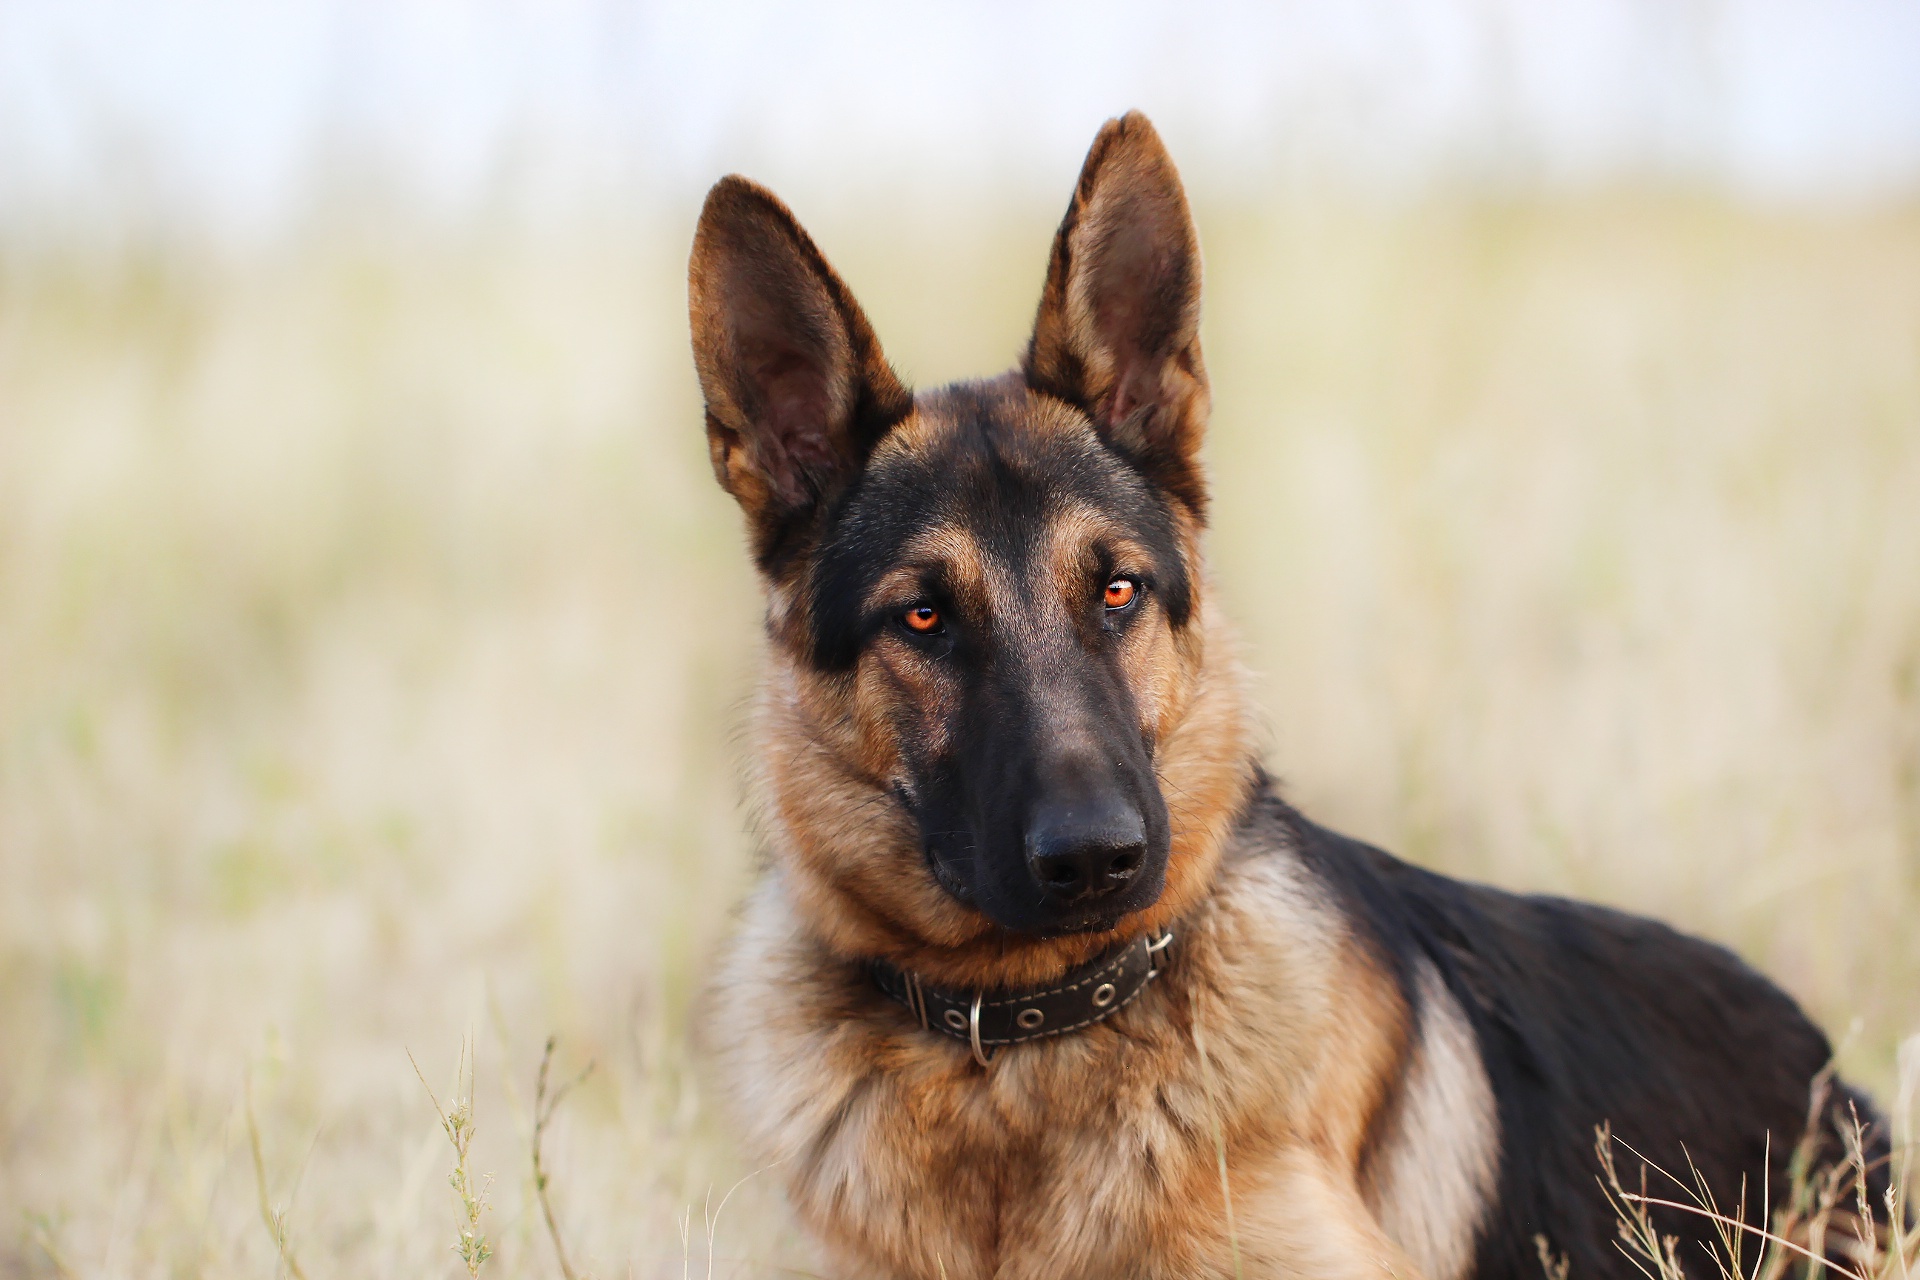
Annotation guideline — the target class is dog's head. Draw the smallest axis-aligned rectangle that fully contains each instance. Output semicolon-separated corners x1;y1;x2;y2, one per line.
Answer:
690;113;1251;982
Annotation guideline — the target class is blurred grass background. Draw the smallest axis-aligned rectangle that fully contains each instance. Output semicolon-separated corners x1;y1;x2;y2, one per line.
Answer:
2;192;1916;1278
4;4;1920;1275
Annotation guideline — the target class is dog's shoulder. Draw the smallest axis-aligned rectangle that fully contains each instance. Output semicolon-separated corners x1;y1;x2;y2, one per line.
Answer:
1262;797;1861;1280
1223;798;1501;1280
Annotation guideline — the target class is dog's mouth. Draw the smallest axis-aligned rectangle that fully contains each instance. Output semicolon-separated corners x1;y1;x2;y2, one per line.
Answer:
923;838;1165;937
924;846;977;906
1036;868;1168;934
1022;901;1140;937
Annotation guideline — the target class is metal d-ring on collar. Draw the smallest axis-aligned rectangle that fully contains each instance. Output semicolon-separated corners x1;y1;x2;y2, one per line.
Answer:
869;927;1176;1068
969;991;988;1068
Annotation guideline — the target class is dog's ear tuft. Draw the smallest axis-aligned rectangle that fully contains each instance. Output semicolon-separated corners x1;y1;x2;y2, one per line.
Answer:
1024;112;1209;515
689;176;911;565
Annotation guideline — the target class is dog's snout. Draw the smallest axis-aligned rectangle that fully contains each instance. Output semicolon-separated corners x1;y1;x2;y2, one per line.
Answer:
1025;801;1149;903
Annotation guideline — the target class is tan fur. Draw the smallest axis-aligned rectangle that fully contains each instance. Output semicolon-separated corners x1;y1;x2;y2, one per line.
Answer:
711;793;1433;1280
1364;964;1501;1280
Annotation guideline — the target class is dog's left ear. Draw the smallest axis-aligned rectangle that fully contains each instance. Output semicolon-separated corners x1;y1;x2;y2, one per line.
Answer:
689;176;912;567
1025;112;1209;515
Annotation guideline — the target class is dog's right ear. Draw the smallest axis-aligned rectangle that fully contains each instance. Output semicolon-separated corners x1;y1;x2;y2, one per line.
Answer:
1024;112;1209;516
689;177;910;566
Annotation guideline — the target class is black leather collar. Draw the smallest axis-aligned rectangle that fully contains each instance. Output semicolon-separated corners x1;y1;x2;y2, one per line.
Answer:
870;928;1174;1066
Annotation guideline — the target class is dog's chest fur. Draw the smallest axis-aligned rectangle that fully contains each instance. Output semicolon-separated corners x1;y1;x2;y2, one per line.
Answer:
709;843;1501;1280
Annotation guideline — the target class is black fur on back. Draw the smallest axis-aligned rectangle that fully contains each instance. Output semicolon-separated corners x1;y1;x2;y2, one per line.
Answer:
1240;782;1890;1280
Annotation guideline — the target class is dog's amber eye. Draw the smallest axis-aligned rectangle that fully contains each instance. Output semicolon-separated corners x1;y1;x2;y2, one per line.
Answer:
903;605;942;633
1104;578;1138;609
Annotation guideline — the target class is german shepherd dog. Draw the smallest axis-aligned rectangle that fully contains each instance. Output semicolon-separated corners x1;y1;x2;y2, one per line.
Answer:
690;113;1888;1280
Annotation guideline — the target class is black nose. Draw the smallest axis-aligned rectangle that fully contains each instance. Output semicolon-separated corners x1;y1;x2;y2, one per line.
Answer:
1025;800;1148;903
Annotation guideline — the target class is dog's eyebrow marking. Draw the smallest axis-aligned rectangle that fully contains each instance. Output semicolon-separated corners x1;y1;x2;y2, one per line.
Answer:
1043;503;1161;592
861;524;991;615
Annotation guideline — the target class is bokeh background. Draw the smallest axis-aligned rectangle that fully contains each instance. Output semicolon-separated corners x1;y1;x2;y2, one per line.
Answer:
3;3;1919;1277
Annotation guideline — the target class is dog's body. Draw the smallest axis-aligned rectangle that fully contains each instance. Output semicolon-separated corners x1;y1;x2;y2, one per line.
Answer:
690;113;1883;1280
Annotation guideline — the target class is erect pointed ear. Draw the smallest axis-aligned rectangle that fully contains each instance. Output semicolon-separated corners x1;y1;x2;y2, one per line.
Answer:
689;176;911;566
1023;112;1209;515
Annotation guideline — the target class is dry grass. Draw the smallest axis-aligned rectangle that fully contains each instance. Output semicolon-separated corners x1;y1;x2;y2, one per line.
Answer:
1592;1047;1919;1280
1;192;1917;1277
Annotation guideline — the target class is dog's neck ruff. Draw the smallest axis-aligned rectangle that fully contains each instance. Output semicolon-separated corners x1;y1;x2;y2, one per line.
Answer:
869;928;1174;1067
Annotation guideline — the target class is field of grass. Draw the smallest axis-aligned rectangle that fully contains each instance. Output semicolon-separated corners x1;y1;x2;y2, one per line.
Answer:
2;192;1918;1278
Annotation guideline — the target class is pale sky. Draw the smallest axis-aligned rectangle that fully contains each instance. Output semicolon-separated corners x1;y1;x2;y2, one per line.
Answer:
2;0;1918;235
